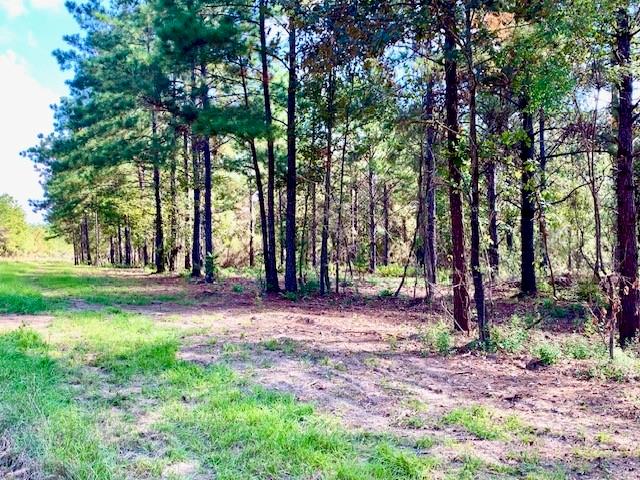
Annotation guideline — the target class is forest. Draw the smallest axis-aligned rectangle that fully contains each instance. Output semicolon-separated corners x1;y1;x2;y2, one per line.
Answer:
1;0;640;478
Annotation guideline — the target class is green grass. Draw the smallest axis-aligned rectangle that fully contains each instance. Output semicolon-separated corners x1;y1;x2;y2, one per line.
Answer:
0;328;115;478
441;405;533;442
0;261;185;314
1;304;439;479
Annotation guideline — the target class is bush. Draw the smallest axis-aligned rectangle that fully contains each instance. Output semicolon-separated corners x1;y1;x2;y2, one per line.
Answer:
583;349;640;382
377;264;417;278
561;336;605;360
489;316;529;353
531;342;561;366
378;288;393;298
299;278;320;296
421;321;453;356
232;284;244;293
576;279;606;307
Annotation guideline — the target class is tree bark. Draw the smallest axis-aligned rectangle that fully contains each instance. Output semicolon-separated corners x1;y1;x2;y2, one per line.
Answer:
466;6;487;342
240;60;270;282
311;182;317;268
382;182;390;267
368;159;376;273
183;131;192;270
191;141;202;277
320;70;335;294
443;2;470;331
520;101;536;295
615;6;639;345
259;0;280;292
285;12;297;292
169;152;178;272
151;110;165;274
249;181;255;268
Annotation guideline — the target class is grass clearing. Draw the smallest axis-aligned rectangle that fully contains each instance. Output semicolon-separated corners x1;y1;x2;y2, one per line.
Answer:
1;261;638;479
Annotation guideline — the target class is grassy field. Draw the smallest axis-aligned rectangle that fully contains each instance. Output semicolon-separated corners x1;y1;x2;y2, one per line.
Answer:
0;261;638;479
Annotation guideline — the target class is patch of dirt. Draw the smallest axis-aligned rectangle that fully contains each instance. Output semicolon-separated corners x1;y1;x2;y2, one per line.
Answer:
0;314;54;332
0;435;42;479
166;277;640;479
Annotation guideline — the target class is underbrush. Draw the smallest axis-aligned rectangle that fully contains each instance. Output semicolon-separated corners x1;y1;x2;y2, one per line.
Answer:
419;311;640;381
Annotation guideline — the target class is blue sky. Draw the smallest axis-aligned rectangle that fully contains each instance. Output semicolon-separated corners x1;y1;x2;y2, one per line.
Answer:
0;0;77;223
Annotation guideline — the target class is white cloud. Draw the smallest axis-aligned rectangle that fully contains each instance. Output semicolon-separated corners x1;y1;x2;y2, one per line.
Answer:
0;0;62;17
0;0;26;17
0;50;58;223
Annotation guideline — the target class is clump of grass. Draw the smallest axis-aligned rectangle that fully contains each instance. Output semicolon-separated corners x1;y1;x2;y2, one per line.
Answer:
582;348;640;382
377;265;418;278
261;337;297;354
442;405;505;440
421;320;453;356
52;311;178;380
0;328;115;478
561;336;605;360
489;315;529;353
232;284;244;293
441;406;533;442
531;342;562;366
377;288;393;298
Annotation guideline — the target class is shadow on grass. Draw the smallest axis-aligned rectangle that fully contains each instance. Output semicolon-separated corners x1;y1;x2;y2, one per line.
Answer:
0;328;115;478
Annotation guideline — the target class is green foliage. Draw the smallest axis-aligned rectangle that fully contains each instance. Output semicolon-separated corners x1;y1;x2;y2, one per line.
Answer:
531;342;562;366
377;264;417;278
0;194;27;256
441;405;505;440
421;321;453;356
576;280;605;307
299;278;320;297
489;316;530;353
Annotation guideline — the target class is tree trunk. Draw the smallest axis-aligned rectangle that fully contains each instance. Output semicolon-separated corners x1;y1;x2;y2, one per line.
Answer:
249;181;255;268
240;60;270;283
320;70;335;294
109;236;115;265
83;214;92;265
117;225;123;265
368;159;376;273
183;131;192;270
466;6;487;342
417;75;437;299
615;6;639;345
520;102;536;295
259;0;280;292
151;110;165;274
285;13;297;292
382;182;390;266
124;220;132;267
311;182;317;268
443;3;469;331
169;153;178;272
191;142;202;277
335;97;351;292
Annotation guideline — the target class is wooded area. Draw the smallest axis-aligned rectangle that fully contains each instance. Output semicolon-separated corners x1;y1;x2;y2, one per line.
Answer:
25;0;640;349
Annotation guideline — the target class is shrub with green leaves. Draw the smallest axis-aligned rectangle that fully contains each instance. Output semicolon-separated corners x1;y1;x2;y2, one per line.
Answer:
421;321;453;356
489;316;529;353
531;342;561;366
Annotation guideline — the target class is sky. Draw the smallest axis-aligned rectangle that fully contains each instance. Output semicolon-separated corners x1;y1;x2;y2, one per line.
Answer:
0;0;77;223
